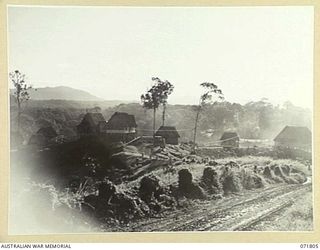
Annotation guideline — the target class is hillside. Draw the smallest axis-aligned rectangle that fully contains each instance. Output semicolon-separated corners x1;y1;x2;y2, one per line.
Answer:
9;86;133;110
10;86;102;101
12;98;131;110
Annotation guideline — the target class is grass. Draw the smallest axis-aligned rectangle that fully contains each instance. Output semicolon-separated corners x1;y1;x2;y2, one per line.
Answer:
123;156;309;186
252;190;313;231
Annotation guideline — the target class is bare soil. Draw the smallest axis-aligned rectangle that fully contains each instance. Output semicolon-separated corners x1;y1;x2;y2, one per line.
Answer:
102;181;312;232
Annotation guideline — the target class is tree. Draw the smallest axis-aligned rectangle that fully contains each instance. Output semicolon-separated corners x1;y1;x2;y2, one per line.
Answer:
151;77;174;126
140;77;174;147
192;82;224;153
9;70;32;133
93;106;101;113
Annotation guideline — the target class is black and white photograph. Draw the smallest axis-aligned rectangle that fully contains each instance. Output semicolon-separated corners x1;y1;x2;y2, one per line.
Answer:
7;5;314;234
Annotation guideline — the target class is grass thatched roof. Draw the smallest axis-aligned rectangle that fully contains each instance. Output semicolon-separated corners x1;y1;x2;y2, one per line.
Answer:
155;126;180;138
220;132;239;141
77;112;106;129
274;126;311;144
106;112;137;130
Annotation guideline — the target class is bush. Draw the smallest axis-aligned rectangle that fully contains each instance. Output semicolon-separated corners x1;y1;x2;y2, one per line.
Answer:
281;165;291;176
240;168;265;189
282;176;299;184
178;169;206;199
263;164;307;185
274;166;285;178
220;167;242;194
291;173;307;184
139;174;161;203
263;166;283;183
200;167;222;194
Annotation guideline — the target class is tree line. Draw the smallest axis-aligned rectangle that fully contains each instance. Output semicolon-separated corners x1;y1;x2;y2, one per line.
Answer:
10;70;311;146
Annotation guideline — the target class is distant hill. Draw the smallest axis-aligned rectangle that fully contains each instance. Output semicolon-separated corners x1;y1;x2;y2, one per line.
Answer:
9;86;134;109
26;99;134;109
10;86;103;101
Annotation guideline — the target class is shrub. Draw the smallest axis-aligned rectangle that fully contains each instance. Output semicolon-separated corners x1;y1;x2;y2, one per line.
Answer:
200;167;222;194
263;166;283;183
272;165;307;184
252;174;265;188
281;165;291;176
291;173;307;184
139;174;161;203
263;166;273;179
220;167;242;194
282;176;299;184
274;166;285;178
240;168;265;189
178;169;206;199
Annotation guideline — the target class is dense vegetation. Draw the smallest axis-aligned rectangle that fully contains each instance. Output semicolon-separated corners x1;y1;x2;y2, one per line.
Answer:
10;97;311;145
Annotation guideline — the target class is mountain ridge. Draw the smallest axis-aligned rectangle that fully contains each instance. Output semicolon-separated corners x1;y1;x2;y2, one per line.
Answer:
10;86;103;101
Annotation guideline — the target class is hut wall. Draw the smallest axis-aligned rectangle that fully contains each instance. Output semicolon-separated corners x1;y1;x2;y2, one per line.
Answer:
164;136;179;145
221;140;239;148
107;132;136;143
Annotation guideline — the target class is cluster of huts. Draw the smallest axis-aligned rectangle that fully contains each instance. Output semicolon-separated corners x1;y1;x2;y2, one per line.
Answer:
218;126;311;152
28;111;312;152
28;112;181;147
76;112;180;145
77;112;138;142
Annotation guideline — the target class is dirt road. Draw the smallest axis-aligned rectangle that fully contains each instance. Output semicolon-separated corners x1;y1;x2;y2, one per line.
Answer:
124;182;312;232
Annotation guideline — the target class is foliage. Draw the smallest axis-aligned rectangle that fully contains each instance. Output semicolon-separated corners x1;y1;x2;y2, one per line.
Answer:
192;82;224;152
199;82;224;105
140;77;174;146
220;167;243;194
9;98;311;145
9;70;33;133
9;70;32;105
140;77;174;110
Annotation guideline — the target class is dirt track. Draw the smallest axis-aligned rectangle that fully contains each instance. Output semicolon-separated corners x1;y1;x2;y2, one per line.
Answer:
125;182;312;232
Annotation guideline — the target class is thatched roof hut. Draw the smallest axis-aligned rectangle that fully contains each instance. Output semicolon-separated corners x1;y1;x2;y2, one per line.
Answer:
274;126;311;150
155;126;180;145
77;112;107;135
220;131;240;149
106;112;137;131
105;112;137;142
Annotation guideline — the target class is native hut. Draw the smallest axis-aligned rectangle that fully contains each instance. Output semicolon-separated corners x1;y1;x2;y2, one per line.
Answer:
105;112;137;142
155;126;180;145
220;132;240;149
77;113;107;137
274;126;311;151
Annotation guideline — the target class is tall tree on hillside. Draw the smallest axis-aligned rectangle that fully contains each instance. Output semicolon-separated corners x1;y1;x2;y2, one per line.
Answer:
192;82;224;153
9;70;32;133
151;77;174;126
141;77;174;147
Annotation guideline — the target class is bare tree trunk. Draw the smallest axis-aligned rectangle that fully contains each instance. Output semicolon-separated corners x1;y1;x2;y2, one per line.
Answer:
17;98;21;134
162;104;166;126
153;107;156;148
192;107;201;154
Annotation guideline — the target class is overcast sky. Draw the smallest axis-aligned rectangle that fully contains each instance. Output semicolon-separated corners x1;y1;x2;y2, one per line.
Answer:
7;6;314;109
